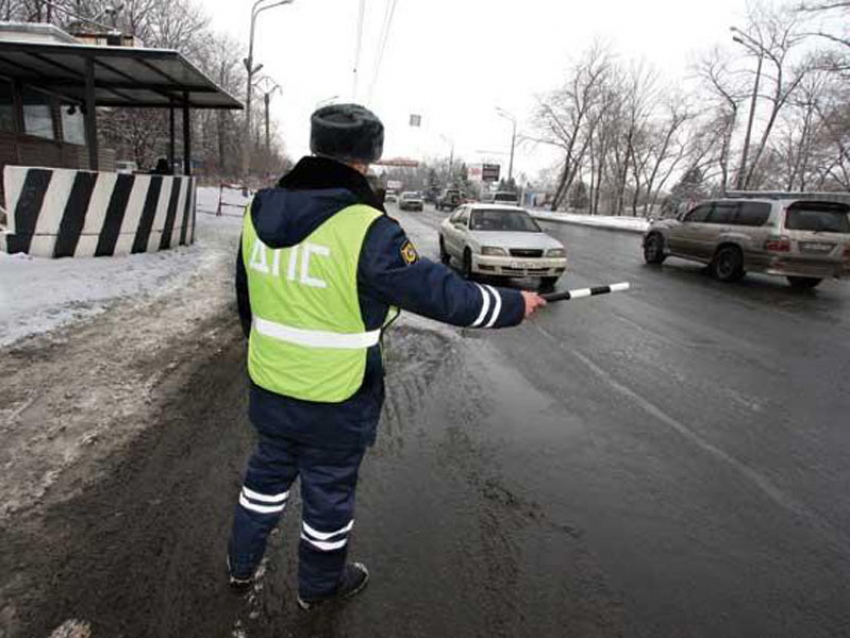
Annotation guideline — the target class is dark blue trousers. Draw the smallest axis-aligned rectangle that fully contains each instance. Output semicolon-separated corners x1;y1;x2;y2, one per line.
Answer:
228;432;365;598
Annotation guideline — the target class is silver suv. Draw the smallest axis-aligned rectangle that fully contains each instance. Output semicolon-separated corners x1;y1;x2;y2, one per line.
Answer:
643;194;850;288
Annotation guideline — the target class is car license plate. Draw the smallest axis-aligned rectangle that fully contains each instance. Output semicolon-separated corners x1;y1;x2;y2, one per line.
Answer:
800;241;835;254
512;261;536;269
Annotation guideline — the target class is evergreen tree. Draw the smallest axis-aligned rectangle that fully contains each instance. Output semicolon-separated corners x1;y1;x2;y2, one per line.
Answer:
569;181;589;210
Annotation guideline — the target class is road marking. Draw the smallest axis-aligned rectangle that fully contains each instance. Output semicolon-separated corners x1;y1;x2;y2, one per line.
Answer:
532;324;850;552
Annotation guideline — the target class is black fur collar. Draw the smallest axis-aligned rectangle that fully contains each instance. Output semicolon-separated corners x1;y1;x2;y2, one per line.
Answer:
278;156;385;212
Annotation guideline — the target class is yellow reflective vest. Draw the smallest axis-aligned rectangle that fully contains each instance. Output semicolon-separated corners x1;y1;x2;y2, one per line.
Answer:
242;203;395;402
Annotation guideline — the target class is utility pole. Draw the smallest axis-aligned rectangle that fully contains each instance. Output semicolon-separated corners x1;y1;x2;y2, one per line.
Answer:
243;0;293;181
496;107;517;185
731;28;765;191
254;77;281;159
440;134;454;186
508;119;516;183
264;92;270;155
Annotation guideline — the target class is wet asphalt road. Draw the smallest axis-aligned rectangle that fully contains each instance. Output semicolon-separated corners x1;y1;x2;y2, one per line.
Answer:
5;205;850;638
399;205;850;637
398;212;850;636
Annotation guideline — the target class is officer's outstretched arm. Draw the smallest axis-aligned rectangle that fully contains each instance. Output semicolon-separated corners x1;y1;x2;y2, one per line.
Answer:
358;218;526;328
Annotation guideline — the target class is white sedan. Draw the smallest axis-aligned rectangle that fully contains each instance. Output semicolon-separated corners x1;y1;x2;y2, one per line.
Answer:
438;204;567;289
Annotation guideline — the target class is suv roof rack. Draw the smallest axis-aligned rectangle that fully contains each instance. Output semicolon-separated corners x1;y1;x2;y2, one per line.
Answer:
724;190;850;205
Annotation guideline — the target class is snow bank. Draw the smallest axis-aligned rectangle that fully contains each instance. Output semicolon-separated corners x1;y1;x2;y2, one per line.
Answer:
530;211;650;234
0;186;245;347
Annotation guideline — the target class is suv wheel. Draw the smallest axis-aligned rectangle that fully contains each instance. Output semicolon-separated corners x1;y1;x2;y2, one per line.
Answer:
643;233;666;265
462;248;473;280
439;237;451;266
787;276;822;289
712;246;745;282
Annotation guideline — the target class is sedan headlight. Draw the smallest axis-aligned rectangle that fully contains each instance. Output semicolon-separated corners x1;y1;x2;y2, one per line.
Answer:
481;246;508;256
546;248;566;258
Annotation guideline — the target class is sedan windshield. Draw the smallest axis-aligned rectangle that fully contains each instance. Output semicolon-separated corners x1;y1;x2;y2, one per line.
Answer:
402;192;421;199
470;209;541;232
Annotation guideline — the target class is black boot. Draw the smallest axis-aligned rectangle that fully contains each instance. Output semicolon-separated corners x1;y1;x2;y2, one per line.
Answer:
297;562;369;610
227;556;253;590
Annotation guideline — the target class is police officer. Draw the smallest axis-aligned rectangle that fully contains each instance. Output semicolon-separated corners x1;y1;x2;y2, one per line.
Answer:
228;103;546;610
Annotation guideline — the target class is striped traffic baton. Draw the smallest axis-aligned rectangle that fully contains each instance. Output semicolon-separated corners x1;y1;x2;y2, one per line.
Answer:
540;282;630;303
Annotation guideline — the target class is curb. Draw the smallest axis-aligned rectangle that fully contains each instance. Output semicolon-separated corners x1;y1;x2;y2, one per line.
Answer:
530;213;648;235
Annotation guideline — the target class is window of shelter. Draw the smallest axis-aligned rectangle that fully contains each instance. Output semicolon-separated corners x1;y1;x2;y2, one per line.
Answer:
22;87;55;140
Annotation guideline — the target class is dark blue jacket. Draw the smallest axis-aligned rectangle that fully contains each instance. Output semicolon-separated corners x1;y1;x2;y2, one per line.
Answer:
237;156;525;449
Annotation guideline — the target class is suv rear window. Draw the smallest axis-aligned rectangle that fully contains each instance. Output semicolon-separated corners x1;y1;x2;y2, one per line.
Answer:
785;203;850;233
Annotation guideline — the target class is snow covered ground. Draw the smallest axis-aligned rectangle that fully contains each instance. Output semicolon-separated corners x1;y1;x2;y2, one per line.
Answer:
0;186;251;520
530;210;650;234
0;187;249;347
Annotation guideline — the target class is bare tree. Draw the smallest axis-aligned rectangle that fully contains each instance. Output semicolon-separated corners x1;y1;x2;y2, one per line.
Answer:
736;4;814;188
636;96;694;215
530;43;614;211
797;1;850;51
694;47;748;191
606;61;658;215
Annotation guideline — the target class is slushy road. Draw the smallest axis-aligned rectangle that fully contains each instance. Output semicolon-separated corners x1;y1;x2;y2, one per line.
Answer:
3;204;849;638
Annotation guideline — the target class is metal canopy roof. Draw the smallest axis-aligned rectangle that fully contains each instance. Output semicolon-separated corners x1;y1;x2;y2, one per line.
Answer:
0;39;243;109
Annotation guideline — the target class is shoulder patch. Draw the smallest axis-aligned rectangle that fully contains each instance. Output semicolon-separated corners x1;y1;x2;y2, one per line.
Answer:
400;240;419;265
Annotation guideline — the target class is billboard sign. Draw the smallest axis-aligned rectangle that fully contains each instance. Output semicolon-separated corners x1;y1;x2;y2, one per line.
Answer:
482;163;500;183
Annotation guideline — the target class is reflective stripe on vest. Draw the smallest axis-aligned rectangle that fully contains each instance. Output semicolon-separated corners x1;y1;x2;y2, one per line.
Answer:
253;316;381;349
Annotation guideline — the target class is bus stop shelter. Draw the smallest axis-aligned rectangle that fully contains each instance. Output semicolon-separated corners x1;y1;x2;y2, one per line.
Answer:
0;33;242;175
0;27;243;258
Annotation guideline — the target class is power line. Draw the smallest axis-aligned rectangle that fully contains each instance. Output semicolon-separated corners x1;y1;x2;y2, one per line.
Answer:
370;0;394;91
351;0;366;100
368;0;399;103
370;0;393;87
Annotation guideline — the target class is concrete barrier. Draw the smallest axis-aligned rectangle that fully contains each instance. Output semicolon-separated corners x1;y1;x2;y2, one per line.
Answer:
1;166;196;258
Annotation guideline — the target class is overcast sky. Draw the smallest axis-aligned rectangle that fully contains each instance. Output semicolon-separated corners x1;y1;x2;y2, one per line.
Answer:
204;0;761;179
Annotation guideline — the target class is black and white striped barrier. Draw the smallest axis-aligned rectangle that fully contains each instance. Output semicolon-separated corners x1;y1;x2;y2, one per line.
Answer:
1;166;196;258
541;282;630;303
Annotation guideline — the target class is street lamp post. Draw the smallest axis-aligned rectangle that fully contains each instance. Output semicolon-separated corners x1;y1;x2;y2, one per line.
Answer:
731;27;765;191
496;107;517;184
243;0;294;180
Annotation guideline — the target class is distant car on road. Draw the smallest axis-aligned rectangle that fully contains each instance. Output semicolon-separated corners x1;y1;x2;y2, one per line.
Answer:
385;190;398;204
399;191;424;212
436;188;463;211
643;196;850;288
483;191;519;205
439;204;567;289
